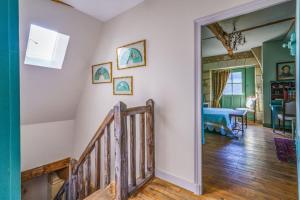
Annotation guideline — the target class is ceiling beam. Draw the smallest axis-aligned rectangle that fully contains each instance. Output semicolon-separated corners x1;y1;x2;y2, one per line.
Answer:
202;50;254;64
203;17;295;40
207;23;233;56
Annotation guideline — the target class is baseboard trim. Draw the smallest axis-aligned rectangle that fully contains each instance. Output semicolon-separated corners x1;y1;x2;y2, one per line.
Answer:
155;169;199;194
263;123;272;128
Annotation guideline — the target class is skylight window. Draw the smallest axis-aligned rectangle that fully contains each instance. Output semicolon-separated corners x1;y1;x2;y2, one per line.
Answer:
25;24;70;69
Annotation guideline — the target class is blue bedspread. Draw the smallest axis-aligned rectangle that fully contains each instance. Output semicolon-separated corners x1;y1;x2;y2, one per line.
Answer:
203;108;234;136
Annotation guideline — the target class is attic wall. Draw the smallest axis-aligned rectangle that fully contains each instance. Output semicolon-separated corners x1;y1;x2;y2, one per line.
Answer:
72;0;256;192
20;0;102;125
20;0;101;175
21;120;74;171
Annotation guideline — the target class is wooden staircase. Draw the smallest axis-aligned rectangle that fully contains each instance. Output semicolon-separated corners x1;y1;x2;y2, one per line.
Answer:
55;99;155;200
84;183;115;200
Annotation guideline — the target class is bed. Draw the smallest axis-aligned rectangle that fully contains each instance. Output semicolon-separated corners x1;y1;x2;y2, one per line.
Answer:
203;108;235;136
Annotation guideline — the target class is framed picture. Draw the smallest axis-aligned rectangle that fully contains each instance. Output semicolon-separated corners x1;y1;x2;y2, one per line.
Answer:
116;40;146;70
276;61;295;80
92;62;112;84
113;76;133;95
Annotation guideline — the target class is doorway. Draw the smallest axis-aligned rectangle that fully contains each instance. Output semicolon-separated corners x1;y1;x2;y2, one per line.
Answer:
194;0;299;198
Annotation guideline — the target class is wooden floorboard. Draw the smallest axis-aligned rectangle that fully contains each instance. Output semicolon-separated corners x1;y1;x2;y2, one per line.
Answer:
130;125;297;200
85;125;297;200
202;124;297;200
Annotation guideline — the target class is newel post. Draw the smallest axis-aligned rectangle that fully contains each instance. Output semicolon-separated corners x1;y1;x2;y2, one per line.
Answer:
146;99;155;175
114;102;129;200
68;159;77;200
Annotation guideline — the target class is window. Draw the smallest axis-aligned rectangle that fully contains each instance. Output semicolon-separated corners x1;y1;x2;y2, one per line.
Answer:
25;24;70;69
223;72;243;95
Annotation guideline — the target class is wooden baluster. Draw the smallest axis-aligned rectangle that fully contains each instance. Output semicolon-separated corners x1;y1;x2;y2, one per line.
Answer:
68;159;75;200
139;113;146;179
104;125;111;187
95;139;101;190
130;115;137;187
85;155;91;196
78;165;84;200
65;182;69;200
71;175;77;200
146;99;155;174
114;102;128;200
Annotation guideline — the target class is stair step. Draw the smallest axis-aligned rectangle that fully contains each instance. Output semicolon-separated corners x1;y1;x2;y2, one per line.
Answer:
84;189;113;200
84;183;115;200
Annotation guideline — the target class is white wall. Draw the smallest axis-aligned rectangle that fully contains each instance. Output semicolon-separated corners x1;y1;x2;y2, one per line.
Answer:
72;0;254;191
19;0;102;124
21;120;74;171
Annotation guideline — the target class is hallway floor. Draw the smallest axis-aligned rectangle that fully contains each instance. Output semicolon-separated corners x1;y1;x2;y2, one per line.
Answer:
86;125;297;200
202;124;298;199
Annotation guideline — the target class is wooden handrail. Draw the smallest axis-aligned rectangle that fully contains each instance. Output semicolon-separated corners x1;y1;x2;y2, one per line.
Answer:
125;105;150;116
74;109;114;172
21;157;70;183
57;100;155;200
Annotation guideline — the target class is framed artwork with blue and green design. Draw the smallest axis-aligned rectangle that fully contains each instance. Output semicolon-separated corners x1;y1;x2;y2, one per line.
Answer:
117;40;146;70
113;76;133;95
92;62;112;84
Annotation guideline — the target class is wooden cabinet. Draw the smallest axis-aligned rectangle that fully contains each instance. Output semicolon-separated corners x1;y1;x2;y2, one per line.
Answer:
270;81;295;101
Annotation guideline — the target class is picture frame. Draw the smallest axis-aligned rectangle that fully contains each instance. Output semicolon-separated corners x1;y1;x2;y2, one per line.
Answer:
92;62;112;84
276;61;295;81
113;76;133;95
116;40;146;70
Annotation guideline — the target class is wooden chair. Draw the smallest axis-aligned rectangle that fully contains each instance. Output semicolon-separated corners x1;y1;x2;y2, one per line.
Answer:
277;100;296;138
236;96;257;123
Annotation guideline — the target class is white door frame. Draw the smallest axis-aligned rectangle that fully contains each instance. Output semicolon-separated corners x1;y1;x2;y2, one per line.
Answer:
194;0;292;195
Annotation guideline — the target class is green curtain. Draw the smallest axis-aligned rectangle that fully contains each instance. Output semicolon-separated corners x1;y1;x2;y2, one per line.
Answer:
212;70;230;107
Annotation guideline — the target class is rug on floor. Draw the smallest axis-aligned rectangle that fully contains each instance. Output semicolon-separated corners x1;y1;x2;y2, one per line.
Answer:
274;137;296;163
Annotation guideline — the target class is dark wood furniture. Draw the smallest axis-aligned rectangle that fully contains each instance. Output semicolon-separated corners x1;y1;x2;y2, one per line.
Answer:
229;110;248;135
278;100;296;137
271;81;295;101
236;97;257;123
270;100;283;131
270;81;296;134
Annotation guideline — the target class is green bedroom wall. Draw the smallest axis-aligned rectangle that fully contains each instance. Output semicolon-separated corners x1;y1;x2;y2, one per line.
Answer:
221;67;256;119
0;0;20;199
262;40;295;126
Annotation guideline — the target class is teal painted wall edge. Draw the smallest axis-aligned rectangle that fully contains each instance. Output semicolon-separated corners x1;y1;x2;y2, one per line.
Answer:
0;0;20;199
296;0;300;199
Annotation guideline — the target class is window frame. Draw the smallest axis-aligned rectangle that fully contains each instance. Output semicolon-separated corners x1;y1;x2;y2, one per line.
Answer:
223;71;244;96
24;24;70;69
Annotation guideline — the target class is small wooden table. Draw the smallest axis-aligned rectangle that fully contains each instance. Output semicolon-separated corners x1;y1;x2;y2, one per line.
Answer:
229;110;248;135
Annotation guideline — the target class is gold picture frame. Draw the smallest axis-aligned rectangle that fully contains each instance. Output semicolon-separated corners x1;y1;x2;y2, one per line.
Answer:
116;40;146;70
113;76;133;95
92;62;112;84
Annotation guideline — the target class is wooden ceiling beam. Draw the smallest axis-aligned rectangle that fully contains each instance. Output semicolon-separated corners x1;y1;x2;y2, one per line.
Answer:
204;17;295;40
207;23;233;56
202;50;254;64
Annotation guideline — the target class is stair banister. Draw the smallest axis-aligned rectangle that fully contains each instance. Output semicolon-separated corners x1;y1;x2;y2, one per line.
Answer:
114;102;129;200
54;99;155;200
